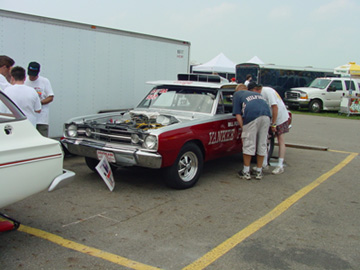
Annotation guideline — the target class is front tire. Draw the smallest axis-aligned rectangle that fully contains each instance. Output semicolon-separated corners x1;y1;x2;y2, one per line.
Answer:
309;99;322;113
85;157;98;172
164;142;203;189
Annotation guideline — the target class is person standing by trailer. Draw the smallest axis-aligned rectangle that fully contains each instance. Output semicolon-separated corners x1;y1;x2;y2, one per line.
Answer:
4;66;41;127
25;62;54;137
0;55;15;91
244;74;252;86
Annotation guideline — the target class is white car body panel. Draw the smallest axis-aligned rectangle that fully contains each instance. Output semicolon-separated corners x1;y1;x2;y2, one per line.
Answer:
0;92;75;208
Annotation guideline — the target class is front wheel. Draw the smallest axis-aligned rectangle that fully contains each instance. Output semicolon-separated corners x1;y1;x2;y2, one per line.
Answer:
309;100;322;113
163;142;203;189
85;157;99;172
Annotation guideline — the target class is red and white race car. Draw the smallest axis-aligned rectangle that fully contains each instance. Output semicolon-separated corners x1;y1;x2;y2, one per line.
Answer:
62;74;281;189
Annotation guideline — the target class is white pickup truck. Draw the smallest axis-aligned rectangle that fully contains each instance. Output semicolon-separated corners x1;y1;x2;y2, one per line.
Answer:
284;77;360;113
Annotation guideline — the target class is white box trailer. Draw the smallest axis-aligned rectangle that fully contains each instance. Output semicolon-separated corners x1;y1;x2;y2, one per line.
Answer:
0;9;190;137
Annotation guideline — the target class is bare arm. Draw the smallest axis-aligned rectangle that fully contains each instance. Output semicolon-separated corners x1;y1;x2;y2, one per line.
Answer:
41;95;54;105
236;114;243;128
271;105;278;132
271;105;278;125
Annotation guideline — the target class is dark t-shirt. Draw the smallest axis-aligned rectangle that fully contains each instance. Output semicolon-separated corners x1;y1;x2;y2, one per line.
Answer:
232;90;271;125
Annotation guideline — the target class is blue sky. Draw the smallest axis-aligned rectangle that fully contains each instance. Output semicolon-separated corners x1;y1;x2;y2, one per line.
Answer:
1;0;359;69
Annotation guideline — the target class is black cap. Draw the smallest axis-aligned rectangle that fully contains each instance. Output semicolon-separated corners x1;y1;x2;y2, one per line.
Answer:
247;81;258;90
28;62;40;76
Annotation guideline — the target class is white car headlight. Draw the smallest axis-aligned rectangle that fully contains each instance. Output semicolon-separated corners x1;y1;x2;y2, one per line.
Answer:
131;133;140;144
143;135;158;150
85;128;92;137
67;124;78;137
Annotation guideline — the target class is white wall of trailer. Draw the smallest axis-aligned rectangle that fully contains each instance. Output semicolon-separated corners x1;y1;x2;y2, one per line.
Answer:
0;9;190;137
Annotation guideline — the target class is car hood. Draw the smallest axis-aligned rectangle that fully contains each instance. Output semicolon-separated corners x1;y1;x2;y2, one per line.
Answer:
290;87;322;92
66;109;210;133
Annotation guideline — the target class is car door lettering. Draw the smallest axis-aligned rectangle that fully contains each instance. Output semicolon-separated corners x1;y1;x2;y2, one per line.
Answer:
208;128;235;145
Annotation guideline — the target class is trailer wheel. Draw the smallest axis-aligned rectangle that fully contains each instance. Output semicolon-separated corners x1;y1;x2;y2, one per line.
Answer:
164;142;203;189
309;99;322;113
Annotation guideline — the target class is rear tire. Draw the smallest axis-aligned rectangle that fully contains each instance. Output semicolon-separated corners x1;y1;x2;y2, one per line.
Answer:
164;142;203;189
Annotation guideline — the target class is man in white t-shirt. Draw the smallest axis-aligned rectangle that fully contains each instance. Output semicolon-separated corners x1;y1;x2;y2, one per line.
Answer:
0;55;15;91
253;85;290;175
25;62;54;137
4;66;41;127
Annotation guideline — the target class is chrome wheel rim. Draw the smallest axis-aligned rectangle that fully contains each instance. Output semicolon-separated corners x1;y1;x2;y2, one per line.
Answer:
177;151;198;182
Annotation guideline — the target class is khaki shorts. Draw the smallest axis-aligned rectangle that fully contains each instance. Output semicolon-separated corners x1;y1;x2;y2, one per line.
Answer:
241;116;270;156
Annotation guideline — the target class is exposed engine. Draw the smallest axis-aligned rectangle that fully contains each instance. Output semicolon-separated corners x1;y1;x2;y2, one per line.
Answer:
105;111;179;131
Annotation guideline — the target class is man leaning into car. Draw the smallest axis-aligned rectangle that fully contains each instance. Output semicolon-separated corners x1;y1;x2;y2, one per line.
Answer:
232;82;271;180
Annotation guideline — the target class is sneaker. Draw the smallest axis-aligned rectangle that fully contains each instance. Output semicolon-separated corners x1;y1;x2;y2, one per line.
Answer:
272;166;284;175
255;170;263;180
237;170;251;180
251;165;269;175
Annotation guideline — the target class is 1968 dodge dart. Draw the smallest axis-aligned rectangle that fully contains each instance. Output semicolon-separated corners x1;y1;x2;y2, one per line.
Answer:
61;74;275;189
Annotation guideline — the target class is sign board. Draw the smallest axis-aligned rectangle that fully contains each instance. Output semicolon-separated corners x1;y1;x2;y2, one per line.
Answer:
96;156;115;191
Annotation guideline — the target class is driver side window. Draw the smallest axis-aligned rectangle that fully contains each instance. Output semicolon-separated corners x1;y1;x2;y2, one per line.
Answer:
217;91;234;114
329;80;343;91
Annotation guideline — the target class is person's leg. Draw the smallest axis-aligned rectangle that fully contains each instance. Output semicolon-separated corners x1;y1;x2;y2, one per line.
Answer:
272;120;289;175
238;153;252;180
238;122;256;180
255;116;270;179
277;133;286;167
243;153;252;171
257;155;265;168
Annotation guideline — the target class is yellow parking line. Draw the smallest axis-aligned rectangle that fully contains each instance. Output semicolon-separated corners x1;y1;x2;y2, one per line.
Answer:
17;225;161;270
328;149;357;155
183;152;358;270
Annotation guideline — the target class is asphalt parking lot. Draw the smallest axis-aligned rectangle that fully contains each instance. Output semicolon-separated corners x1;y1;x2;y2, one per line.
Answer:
1;114;360;270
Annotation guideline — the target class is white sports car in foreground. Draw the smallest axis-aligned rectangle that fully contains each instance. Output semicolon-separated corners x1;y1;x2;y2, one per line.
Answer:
0;91;75;209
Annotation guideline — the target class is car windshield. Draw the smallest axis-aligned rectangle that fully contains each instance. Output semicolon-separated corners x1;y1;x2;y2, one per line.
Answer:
137;86;217;113
0;91;26;123
309;78;331;89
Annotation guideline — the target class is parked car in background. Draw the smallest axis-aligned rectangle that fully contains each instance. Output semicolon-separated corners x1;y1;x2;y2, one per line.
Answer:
62;74;279;189
284;77;360;113
0;91;75;209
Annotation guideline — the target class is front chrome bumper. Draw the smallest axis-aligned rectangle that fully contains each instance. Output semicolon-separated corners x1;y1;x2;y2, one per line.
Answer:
61;138;162;169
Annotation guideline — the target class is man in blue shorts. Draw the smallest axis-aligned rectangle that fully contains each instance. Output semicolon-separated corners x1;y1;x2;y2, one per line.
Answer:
233;82;271;180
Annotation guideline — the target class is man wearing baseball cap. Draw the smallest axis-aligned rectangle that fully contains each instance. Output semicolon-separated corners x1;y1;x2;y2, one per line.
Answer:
25;62;54;137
